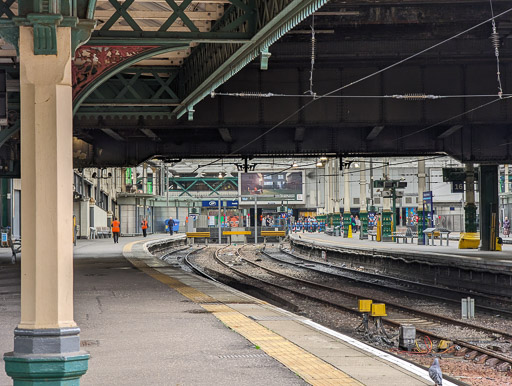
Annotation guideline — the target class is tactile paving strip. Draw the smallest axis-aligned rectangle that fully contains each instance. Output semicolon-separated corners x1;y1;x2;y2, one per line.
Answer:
124;241;363;386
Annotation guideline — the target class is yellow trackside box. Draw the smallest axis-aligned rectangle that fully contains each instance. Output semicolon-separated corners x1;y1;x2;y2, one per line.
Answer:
371;303;387;317
358;299;373;313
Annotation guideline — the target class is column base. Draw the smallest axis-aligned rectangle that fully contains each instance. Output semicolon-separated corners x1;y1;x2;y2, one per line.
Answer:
4;328;89;385
343;213;351;238
4;352;89;385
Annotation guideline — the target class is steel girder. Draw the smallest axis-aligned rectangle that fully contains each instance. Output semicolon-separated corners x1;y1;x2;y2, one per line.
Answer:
173;0;330;120
80;67;180;108
73;123;512;167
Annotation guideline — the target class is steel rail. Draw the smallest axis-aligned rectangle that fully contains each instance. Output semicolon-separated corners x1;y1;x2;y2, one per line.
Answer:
211;246;512;367
271;247;512;316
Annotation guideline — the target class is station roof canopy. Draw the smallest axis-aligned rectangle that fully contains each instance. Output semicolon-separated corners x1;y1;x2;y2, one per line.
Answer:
1;0;512;170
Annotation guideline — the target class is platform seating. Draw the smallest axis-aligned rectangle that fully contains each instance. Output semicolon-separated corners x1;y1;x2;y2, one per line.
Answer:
96;227;111;238
392;228;415;244
9;236;20;264
368;230;377;241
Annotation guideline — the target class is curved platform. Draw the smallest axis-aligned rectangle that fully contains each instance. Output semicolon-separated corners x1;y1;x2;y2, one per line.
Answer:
1;235;457;385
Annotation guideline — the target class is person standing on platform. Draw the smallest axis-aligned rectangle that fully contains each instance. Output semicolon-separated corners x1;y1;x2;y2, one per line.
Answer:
168;217;175;236
355;215;361;233
112;217;120;244
504;217;510;237
141;218;148;237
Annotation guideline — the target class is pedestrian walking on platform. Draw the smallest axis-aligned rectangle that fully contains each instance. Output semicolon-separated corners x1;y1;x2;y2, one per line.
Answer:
141;218;148;237
112;217;120;244
168;217;175;236
504;217;510;237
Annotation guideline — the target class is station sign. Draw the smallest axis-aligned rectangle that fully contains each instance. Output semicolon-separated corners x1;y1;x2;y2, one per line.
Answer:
201;200;238;208
422;190;433;203
452;181;464;193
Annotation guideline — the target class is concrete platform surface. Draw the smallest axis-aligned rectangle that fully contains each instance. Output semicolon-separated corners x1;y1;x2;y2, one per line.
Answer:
290;232;512;272
0;235;455;385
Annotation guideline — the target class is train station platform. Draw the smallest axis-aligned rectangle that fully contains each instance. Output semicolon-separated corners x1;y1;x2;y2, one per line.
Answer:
0;235;455;385
290;232;512;273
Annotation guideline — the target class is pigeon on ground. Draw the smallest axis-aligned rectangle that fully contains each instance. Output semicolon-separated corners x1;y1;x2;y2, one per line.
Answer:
429;358;443;386
298;235;301;239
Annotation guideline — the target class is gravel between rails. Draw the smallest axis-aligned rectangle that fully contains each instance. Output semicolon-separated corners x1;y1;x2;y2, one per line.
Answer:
181;245;512;386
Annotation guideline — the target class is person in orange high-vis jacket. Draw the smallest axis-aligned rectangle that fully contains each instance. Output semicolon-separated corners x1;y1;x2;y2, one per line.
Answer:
112;217;120;244
141;218;148;237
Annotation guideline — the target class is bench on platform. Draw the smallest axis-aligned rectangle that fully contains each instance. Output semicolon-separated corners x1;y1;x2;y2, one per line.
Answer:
186;232;211;244
368;230;377;241
9;236;20;264
392;228;415;244
97;226;111;238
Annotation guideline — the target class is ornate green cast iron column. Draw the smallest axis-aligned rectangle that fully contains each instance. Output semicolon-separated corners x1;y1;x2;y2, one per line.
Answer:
417;157;426;244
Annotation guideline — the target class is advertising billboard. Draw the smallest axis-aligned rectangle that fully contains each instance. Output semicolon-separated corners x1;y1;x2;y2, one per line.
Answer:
238;171;304;204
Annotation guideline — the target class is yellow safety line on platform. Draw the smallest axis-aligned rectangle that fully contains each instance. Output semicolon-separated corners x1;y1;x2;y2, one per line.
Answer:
123;241;362;385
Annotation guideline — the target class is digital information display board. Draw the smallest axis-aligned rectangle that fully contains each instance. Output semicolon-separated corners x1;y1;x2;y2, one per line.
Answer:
238;171;305;204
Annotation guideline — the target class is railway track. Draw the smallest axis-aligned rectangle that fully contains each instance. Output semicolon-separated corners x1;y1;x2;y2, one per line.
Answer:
268;246;512;318
190;245;512;371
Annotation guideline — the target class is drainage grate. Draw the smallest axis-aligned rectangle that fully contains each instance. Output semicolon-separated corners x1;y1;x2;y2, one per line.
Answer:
80;340;100;347
185;309;211;314
217;353;268;359
249;315;299;321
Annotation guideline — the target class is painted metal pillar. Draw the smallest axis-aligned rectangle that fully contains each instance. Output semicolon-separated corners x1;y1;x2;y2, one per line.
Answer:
505;164;509;193
324;159;331;214
142;163;147;194
417;157;426;244
359;160;368;239
479;165;499;251
464;163;477;233
333;158;340;213
4;26;89;383
382;159;392;241
343;166;351;237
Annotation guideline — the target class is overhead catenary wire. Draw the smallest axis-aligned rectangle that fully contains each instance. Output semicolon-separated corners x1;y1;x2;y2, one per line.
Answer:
195;6;512;172
210;91;512;99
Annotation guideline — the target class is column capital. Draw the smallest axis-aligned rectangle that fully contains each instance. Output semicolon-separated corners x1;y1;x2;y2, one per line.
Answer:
0;15;95;56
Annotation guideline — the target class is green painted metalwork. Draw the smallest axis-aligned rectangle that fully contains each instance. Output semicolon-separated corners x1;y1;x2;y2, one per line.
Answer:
4;352;89;385
359;210;368;239
73;45;188;113
343;212;350;238
0;120;19;149
0;0;96;55
417;209;426;244
464;203;477;233
168;177;238;197
381;210;392;241
0;0;15;19
174;0;329;119
91;0;255;45
83;67;180;106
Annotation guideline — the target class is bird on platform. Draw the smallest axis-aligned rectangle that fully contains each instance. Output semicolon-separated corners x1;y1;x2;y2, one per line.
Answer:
429;358;443;386
298;235;301;239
